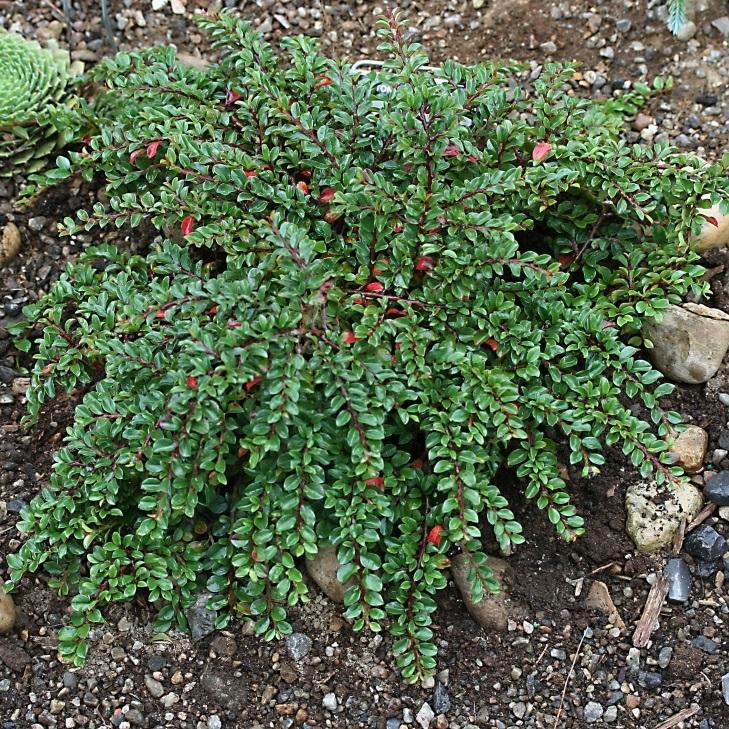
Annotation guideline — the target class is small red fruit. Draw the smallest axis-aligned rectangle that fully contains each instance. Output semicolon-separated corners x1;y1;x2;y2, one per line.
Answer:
342;331;359;343
181;215;195;237
313;76;333;89
365;281;384;293
225;89;242;106
415;256;435;273
207;305;219;315
393;224;403;233
319;187;336;204
245;375;262;391
485;338;499;352
443;143;460;157
427;524;445;546
365;476;385;491
385;307;405;317
532;142;552;162
146;140;161;159
351;297;365;305
238;447;249;458
296;181;309;194
411;458;424;470
187;375;198;389
245;170;256;178
129;148;144;164
156;309;167;320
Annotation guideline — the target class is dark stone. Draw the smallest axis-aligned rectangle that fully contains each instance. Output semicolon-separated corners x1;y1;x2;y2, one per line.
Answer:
3;302;21;317
692;636;719;654
147;655;166;672
683;525;728;562
637;671;662;689
718;430;729;451
62;671;78;689
0;640;31;673
696;94;718;106
696;560;717;578
6;500;27;514
285;632;312;661
0;366;15;384
185;593;217;641
704;472;729;505
432;681;451;713
664;558;691;603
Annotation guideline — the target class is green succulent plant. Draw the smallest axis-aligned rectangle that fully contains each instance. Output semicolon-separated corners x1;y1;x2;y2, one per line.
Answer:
0;29;81;177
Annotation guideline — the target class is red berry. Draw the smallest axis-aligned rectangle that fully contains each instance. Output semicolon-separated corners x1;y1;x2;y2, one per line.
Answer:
365;281;384;293
415;256;435;272
485;338;499;352
187;375;198;389
319;187;336;204
313;76;333;89
181;216;195;237
245;170;256;177
342;331;358;343
245;375;262;391
385;307;405;317
532;142;552;162
156;309;167;320
225;89;242;106
365;476;385;490
296;181;309;195
427;524;445;546
146;140;161;159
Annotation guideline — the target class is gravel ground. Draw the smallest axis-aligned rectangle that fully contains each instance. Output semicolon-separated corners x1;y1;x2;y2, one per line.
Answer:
1;1;729;728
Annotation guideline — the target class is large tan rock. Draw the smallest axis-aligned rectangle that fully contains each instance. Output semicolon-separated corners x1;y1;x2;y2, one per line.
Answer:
0;587;16;634
644;303;729;384
625;480;703;553
695;204;729;252
305;546;353;603
450;554;511;631
0;222;21;267
669;425;708;474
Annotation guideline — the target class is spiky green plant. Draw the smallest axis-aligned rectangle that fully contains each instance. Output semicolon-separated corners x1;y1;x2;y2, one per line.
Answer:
0;29;81;177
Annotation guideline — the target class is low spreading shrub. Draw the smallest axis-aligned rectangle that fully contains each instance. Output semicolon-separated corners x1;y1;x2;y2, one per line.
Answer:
7;10;729;678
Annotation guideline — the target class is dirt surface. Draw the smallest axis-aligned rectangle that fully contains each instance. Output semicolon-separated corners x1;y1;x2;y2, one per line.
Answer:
1;1;729;728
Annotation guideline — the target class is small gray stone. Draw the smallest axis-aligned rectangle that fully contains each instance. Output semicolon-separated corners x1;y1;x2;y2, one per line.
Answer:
185;593;217;641
675;20;697;40
432;681;450;713
712;16;729;36
322;692;337;711
144;675;164;699
0;366;15;384
550;648;567;661
638;670;662;689
416;702;435;729
696;559;717;577
125;709;144;726
62;672;78;689
207;715;222;729
665;558;691;603
386;719;400;729
584;701;604;723
704;472;729;505
722;673;729;705
27;216;47;232
658;646;673;668
616;18;632;32
603;706;618;723
539;41;557;53
148;655;166;671
692;635;719;653
286;632;312;661
512;702;527;719
683;524;728;562
626;647;641;673
0;679;10;692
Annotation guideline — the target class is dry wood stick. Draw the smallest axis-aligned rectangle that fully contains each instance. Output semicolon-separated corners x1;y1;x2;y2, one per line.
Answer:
633;575;668;648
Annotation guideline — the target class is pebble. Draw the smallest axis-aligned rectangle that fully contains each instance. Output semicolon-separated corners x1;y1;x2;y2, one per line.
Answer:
658;646;673;668
626;647;641;673
704;471;729;505
27;216;47;232
432;681;450;713
722;673;729;705
0;588;16;634
144;675;164;699
540;41;557;54
665;557;691;603
692;635;719;653
286;633;312;661
604;705;618;723
616;18;632;32
0;222;21;267
712;16;729;36
683;524;728;561
416;702;435;729
584;701;604;722
675;20;697;40
322;693;337;711
638;671;662;689
185;593;217;641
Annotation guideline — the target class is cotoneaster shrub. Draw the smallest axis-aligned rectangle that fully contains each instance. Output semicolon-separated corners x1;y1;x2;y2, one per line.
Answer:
7;10;729;678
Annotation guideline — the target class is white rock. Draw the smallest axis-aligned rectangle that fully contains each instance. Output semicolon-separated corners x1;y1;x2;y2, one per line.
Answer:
644;303;729;384
695;204;729;252
322;692;337;711
450;554;513;630
151;0;167;9
625;480;703;553
416;702;435;729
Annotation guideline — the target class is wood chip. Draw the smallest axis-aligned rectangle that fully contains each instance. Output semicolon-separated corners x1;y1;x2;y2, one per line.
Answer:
652;705;699;729
687;502;717;531
671;517;686;553
632;575;668;648
585;580;626;629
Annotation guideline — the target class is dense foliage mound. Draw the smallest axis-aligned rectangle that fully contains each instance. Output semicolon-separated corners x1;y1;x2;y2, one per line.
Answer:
7;11;729;677
0;29;81;177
